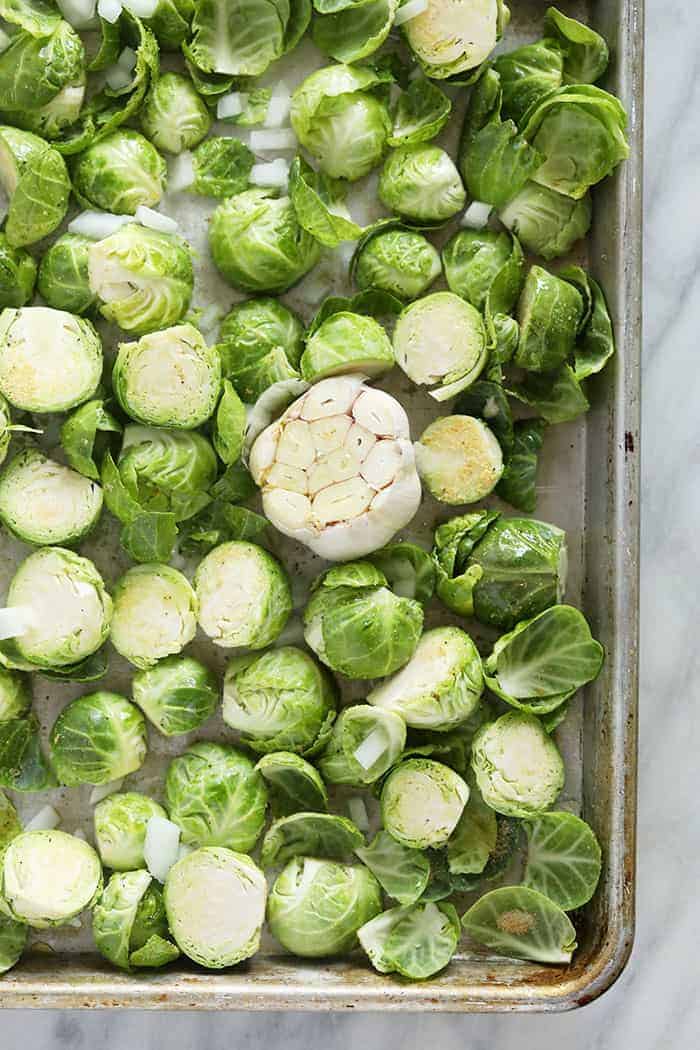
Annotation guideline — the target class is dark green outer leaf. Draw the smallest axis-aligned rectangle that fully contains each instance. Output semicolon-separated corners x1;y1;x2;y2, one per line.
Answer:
544;6;609;84
256;752;328;817
121;512;178;564
496;418;546;513
508;364;590;424
572;277;615;380
0;715;57;792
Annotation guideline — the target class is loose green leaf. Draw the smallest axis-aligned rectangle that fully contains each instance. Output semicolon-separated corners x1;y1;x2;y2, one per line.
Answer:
212;381;246;465
462;885;577;963
355;831;430;905
261;812;364;868
496;419;546;513
368;542;435;604
289;156;363;247
256;752;329;817
129;934;180;968
523;810;602;910
447;780;498;877
0;715;57;792
509;364;590;424
544;7;610;84
573;277;615;380
120;512;178;564
359;901;460;979
388;76;451;147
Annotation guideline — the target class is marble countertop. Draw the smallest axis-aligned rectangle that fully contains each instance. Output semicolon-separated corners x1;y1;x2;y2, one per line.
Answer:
3;2;695;1046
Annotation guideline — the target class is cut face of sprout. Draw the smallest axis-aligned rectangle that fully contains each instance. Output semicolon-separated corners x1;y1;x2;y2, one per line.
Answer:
249;376;422;561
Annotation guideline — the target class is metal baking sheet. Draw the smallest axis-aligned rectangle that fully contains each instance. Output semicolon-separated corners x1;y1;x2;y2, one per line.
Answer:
0;0;642;1011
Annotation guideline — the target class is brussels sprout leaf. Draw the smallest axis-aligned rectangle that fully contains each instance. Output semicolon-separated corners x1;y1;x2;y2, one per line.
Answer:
496;418;546;513
121;513;178;564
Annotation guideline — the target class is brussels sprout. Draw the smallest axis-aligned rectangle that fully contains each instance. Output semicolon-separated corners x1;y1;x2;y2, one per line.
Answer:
217;297;304;403
132;656;218;738
60;398;122;481
191;135;253;199
141;72;211;154
523;810;602;910
194;541;292;650
110;564;198;670
514;266;583;373
93;870;178;971
381;758;469;849
268;856;382;957
403;0;505;79
495;418;546;513
367;626;483;731
256;752;328;817
0;19;85;137
288;155;363;248
389;76;451;148
0;668;31;723
442;229;523;315
0;829;102;928
0;912;26;975
249;376;422;562
300;312;394;383
188;0;294;77
319;704;406;786
355;831;431;905
165;741;268;852
508;363;589;425
471;711;565;818
313;0;397;64
36;233;96;315
290;64;391;181
261;811;364;868
211;380;245;465
359;900;460;979
483;605;604;715
543;7;610;85
393;292;487;401
379;145;465;224
165;847;267;968
222;646;337;757
88;223;194;335
94;792;168;872
0;307;102;413
368;541;435;603
415;415;503;504
304;560;423;679
353;224;441;301
0;126;71;246
498;182;592;261
49;691;147;787
0;448;102;547
5;547;112;669
73;131;167;215
462;885;577;963
209;189;321;294
493;40;564;126
0;234;36;309
113;324;222;429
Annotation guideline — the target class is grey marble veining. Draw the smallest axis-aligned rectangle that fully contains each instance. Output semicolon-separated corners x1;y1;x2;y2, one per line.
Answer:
2;1;697;1046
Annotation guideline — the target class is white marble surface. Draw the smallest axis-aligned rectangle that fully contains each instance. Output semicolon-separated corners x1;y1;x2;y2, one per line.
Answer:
3;2;696;1046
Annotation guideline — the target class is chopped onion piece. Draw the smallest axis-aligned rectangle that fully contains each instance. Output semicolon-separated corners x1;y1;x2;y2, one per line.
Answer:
25;805;61;832
118;46;137;71
393;0;428;25
217;92;244;120
72;828;88;841
0;606;34;640
97;0;122;23
250;129;297;152
250;159;290;189
264;87;292;128
89;779;124;805
0;28;12;54
68;210;132;239
144;816;181;883
66;917;83;929
347;797;369;832
135;205;179;234
122;0;158;15
105;63;133;91
56;0;97;28
168;151;195;194
353;727;388;771
461;200;493;229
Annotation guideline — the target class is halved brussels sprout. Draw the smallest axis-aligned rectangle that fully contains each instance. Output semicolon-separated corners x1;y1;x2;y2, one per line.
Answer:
209;189;321;294
462;885;577;963
217;297;304;403
50;691;148;787
73;130;167;215
256;751;329;817
260;811;364;868
88;223;194;335
442;228;523;314
165;847;267;968
249;376;422;562
0;234;36;309
367;626;483;731
94;792;168;872
379;145;465;223
0;126;71;246
359;900;460;979
165;741;268;852
93;870;178;971
223;646;337;756
5;547;112;669
415;415;503;504
37;233;97;315
113;324;222;429
523;810;602;910
471;711;565;817
354;225;441;301
318;704;406;785
515;265;584;373
304;560;424;679
110;564;198;670
393;292;487;401
301;312;394;382
0;448;102;546
0;667;31;722
355;831;431;905
0;307;102;413
194;541;292;650
498;182;592;261
403;0;506;80
268;856;382;957
381;758;469;849
141;72;211;154
132;655;218;737
1;829;102;928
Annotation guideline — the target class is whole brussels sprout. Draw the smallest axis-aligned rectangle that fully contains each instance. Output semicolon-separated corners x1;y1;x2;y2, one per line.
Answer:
73;131;167;215
0;307;102;413
49;691;148;787
353;225;441;300
141;72;211;154
1;829;102;928
442;228;523;314
194;541;292;650
110;564;198;670
113;324;221;429
0;234;36;309
165;741;268;852
0;20;85;138
94;792;168;871
318;704;406;786
300;312;394;382
191;136;253;199
498;182;592;261
222;647;338;756
379;146;465;223
5;547;112;669
471;711;565;817
132;655;218;737
415;415;503;504
217;297;304;403
0;448;103;546
37;234;97;315
165;847;267;968
0;126;71;247
403;0;506;80
0;667;31;723
209;189;321;294
268;856;382;957
381;758;469;849
93;869;178;971
88;224;194;335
